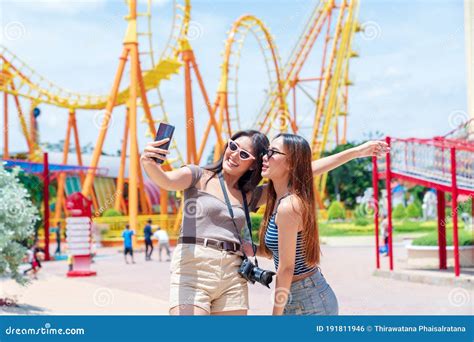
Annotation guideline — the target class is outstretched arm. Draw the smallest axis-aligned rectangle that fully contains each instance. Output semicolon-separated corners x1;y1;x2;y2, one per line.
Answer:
312;140;390;176
141;138;194;191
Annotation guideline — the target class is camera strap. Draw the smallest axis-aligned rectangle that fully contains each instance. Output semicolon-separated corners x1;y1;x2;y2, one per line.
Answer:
217;172;258;264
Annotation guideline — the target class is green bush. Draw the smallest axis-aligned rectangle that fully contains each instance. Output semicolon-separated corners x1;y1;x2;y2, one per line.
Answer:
354;216;370;226
248;214;263;243
250;214;263;230
354;204;366;218
392;203;406;220
328;201;346;220
412;230;474;246
101;208;123;217
406;201;422;219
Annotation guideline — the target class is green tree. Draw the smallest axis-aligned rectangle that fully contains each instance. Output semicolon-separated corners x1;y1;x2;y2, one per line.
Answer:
406;201;422;219
16;173;44;241
327;201;346;220
392;203;407;220
324;142;372;209
0;164;39;284
16;172;56;241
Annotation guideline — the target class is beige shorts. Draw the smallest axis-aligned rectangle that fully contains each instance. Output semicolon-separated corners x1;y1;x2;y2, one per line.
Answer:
169;243;249;313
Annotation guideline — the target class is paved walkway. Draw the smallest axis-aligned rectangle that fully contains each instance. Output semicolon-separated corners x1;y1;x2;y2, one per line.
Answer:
1;237;472;315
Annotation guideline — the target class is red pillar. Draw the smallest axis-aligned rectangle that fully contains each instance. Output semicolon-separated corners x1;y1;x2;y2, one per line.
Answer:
43;152;50;261
385;137;394;270
3;91;9;159
436;190;447;269
372;156;380;269
450;147;460;276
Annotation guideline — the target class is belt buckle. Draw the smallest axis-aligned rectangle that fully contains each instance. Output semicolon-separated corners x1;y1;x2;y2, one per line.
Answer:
216;240;224;250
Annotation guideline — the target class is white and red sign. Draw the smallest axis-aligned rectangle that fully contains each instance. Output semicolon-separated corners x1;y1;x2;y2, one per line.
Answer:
65;192;96;277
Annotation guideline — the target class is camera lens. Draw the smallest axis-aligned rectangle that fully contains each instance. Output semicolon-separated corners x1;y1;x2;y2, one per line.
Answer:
252;267;275;287
260;271;275;286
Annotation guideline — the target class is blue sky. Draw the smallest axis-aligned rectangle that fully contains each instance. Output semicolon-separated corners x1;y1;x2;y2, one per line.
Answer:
0;0;468;160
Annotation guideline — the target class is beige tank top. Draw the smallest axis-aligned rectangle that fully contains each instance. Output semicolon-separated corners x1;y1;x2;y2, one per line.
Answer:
179;165;262;244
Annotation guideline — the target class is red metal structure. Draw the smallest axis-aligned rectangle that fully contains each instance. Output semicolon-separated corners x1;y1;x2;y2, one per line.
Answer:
372;125;473;277
2;154;102;260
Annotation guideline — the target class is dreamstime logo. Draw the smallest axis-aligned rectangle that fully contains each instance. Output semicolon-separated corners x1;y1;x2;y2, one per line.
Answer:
443;26;463;49
93;287;114;307
448;110;469;129
185;117;195;129
360;21;382;41
448;287;470;307
187;21;204;41
270;287;292;308
6;197;26;219
3;21;27;41
364;198;379;216
94;190;122;217
183;198;206;218
93;110;114;131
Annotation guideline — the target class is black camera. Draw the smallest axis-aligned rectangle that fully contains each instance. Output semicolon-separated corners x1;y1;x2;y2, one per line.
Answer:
238;258;275;288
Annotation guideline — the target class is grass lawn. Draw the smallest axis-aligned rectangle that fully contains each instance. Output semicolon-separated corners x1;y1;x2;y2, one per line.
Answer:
318;220;449;237
250;215;448;242
412;229;474;246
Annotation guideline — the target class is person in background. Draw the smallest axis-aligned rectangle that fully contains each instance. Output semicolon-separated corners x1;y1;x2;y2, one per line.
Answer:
153;227;170;262
23;243;42;280
53;221;62;255
144;219;154;261
122;224;135;264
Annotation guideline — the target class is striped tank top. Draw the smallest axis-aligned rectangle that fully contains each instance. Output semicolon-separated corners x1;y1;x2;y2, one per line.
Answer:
264;197;317;276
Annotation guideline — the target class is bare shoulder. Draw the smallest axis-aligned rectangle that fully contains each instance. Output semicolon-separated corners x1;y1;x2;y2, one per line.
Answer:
278;194;303;216
275;194;303;229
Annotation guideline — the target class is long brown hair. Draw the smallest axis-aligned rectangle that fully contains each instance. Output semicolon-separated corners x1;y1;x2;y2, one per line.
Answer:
204;130;269;193
258;133;320;266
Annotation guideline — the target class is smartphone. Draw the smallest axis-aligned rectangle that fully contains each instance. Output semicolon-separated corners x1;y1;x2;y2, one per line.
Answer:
153;123;175;164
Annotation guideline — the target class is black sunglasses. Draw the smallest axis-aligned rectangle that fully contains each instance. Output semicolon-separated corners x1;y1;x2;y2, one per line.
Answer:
264;148;286;158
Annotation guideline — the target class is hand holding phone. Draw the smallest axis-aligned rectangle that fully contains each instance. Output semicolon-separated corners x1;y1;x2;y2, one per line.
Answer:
152;123;175;164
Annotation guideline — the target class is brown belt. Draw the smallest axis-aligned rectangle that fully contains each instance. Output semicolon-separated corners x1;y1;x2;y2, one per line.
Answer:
178;236;241;253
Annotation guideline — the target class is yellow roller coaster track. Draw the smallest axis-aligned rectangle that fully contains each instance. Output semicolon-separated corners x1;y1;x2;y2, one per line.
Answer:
2;0;361;221
217;14;289;137
0;45;181;111
0;0;191;165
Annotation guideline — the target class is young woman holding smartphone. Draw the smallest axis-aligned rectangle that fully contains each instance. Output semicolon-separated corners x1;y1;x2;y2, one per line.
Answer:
141;130;269;315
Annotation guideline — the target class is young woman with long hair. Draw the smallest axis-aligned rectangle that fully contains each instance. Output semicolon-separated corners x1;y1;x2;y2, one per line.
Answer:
141;130;269;315
257;133;389;315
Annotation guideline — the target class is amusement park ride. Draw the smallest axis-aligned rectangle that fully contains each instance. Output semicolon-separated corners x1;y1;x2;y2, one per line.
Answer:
0;0;361;231
1;0;473;276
